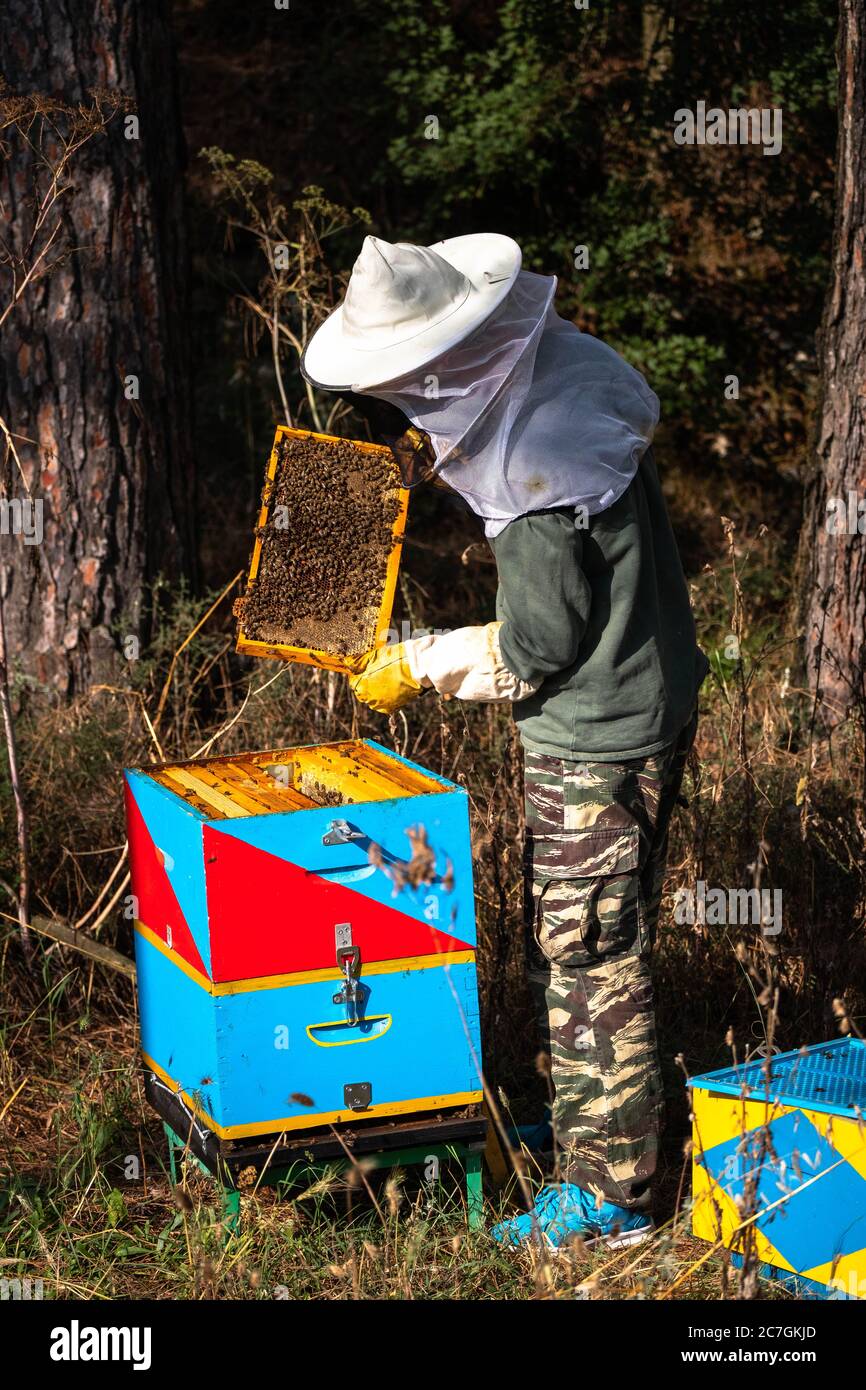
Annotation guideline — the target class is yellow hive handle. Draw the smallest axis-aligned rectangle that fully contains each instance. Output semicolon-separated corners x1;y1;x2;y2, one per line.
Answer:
305;1015;392;1048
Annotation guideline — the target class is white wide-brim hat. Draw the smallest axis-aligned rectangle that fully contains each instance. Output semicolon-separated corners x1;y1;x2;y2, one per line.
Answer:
301;232;522;391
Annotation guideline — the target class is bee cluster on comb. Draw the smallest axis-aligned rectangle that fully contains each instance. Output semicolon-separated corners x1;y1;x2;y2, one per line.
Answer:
234;431;402;661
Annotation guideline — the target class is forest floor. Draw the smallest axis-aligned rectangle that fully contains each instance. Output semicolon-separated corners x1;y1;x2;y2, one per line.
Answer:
2;1010;756;1301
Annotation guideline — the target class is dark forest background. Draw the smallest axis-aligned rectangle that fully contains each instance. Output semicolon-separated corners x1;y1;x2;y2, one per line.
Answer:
179;0;836;594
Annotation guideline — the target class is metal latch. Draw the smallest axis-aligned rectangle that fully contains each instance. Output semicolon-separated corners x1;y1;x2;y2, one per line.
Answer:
343;1082;372;1112
322;819;364;846
332;923;361;1024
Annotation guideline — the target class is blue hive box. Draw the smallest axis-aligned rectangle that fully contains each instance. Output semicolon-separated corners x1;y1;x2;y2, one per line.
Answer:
125;739;484;1148
690;1037;866;1299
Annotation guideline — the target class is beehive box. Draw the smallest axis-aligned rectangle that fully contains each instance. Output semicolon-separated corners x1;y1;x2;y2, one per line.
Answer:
124;739;482;1142
235;426;410;673
690;1038;866;1300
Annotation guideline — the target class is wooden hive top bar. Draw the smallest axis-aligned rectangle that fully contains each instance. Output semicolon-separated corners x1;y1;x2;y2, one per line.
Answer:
139;739;446;820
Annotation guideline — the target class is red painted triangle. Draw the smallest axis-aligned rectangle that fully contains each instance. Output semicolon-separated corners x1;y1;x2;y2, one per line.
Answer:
124;781;210;978
203;823;472;983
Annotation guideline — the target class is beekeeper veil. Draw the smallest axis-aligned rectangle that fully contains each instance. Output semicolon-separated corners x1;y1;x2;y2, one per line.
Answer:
358;270;660;539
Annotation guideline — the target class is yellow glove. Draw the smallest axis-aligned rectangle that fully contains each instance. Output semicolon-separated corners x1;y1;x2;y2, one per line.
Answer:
348;642;424;714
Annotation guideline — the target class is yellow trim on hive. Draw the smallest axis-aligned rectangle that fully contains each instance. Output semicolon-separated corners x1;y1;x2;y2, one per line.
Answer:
218;950;476;995
134;921;474;994
305;1014;393;1048
235;425;410;675
135;921;213;990
691;1088;866;1291
143;1052;482;1140
806;1250;866;1299
693;1089;866;1163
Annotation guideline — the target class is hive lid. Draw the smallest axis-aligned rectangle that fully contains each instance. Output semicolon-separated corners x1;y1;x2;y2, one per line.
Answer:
689;1037;866;1117
235;426;409;674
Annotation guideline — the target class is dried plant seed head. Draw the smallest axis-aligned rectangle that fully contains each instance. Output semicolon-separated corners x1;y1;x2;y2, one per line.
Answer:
385;1176;402;1216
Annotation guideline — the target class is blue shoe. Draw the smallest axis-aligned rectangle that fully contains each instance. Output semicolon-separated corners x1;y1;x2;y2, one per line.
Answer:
492;1183;653;1252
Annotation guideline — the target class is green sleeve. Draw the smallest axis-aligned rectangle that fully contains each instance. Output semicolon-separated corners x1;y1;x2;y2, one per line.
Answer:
491;509;591;684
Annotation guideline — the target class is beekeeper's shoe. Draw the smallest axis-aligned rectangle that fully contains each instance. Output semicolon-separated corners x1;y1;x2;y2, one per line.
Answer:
543;1185;654;1251
492;1183;653;1252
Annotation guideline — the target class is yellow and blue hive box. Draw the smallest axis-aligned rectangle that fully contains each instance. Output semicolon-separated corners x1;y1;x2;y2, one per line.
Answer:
124;739;483;1145
690;1038;866;1299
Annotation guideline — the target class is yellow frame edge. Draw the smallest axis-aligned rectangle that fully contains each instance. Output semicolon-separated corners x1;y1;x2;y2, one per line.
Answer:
236;425;410;674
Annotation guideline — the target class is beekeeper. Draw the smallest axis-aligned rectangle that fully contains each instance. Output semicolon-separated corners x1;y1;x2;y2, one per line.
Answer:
302;234;708;1251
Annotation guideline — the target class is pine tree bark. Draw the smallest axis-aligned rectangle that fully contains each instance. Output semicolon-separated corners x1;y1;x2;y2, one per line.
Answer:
799;0;866;725
0;0;195;696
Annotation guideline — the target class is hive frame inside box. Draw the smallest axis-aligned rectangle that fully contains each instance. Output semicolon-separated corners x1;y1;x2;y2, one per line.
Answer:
125;737;483;1146
689;1038;866;1301
235;425;410;674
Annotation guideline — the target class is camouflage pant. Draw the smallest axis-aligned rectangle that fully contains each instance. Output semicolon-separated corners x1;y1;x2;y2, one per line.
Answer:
524;709;697;1211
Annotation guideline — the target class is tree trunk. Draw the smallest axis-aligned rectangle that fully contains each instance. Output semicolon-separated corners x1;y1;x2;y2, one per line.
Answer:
0;0;195;697
799;0;866;727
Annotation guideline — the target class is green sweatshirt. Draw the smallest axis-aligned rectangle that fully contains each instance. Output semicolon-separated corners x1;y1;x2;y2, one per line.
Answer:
491;448;708;761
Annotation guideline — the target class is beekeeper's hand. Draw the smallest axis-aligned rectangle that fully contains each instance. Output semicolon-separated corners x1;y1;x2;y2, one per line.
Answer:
350;625;540;712
348;641;428;714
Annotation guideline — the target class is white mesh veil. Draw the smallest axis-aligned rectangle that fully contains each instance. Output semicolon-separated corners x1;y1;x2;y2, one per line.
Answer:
360;270;660;538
